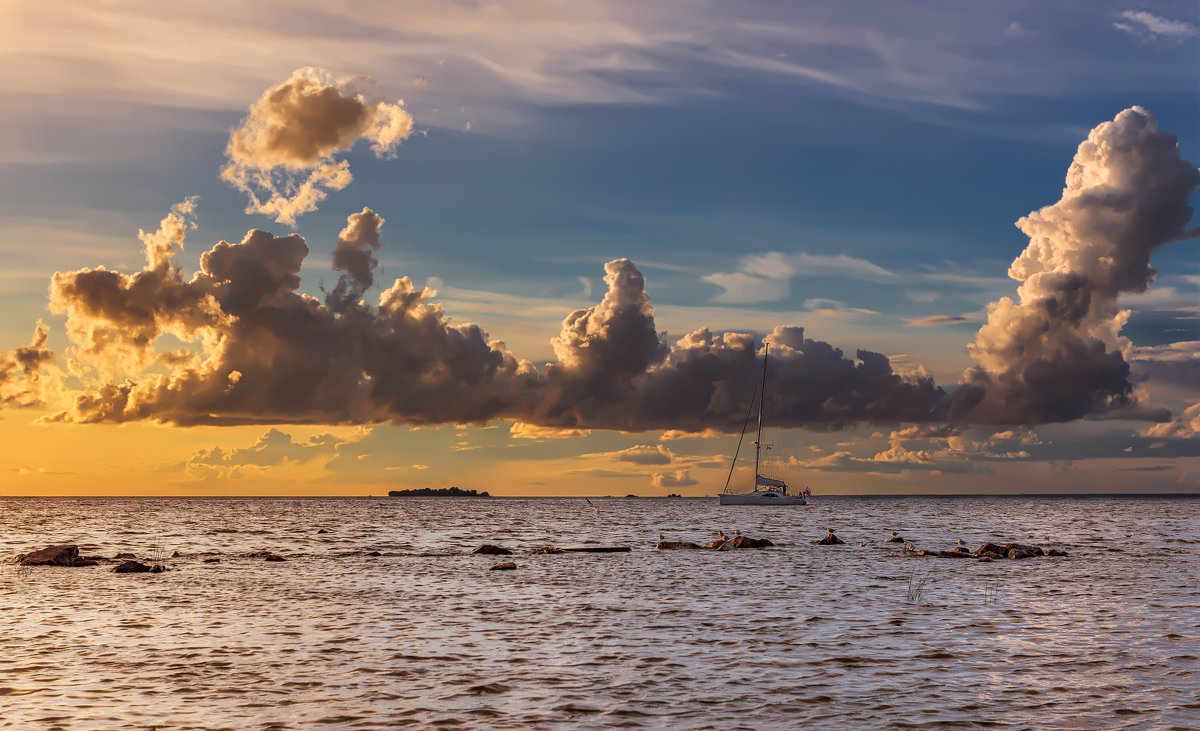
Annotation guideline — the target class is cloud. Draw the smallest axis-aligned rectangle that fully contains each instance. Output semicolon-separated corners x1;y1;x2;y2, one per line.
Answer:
652;470;698;488
953;107;1200;424
509;422;591;439
1114;11;1197;40
221;68;413;225
28;109;1198;433
903;315;973;328
0;320;57;409
659;428;724;441
702;251;896;304
43;219;946;431
608;444;674;465
1139;401;1200;439
187;427;351;479
326;207;385;312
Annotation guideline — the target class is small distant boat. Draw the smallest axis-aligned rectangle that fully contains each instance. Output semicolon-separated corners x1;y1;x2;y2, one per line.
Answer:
719;343;808;506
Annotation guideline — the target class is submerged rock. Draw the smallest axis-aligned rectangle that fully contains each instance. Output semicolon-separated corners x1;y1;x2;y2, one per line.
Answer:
885;536;905;543
202;557;221;563
816;533;844;545
114;552;137;560
113;560;151;573
364;551;382;557
1046;548;1068;557
706;539;732;550
263;554;286;562
13;544;97;567
537;546;564;554
316;529;329;534
489;562;517;571
936;550;970;558
471;545;513;556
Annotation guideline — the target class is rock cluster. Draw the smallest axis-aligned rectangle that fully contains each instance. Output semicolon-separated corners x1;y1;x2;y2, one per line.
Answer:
655;535;773;550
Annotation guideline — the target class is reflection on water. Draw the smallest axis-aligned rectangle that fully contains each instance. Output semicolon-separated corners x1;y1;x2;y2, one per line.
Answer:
1;496;1197;729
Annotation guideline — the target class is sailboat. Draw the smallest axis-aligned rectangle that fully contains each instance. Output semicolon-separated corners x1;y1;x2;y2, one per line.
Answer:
719;343;808;506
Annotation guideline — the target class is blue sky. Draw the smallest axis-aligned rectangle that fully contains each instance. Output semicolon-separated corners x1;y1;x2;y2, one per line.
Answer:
0;0;1197;494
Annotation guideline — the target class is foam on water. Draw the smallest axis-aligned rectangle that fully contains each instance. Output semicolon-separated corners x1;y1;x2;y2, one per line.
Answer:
1;496;1197;729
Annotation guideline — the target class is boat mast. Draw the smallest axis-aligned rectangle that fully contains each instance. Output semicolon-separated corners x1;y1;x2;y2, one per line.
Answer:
754;343;767;483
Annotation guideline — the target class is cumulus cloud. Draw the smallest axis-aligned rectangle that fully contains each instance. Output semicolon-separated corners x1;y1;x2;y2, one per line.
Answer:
953;107;1200;424
187;427;350;479
652;470;698;488
29;108;1197;434
221;67;413;225
509;422;591;439
0;321;57;409
1140;401;1200;439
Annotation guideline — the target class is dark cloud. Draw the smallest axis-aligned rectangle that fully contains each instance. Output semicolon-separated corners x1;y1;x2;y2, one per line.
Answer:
953;107;1200;424
326;208;384;313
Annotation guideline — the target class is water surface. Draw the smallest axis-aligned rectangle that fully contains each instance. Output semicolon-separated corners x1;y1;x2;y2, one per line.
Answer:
1;496;1197;729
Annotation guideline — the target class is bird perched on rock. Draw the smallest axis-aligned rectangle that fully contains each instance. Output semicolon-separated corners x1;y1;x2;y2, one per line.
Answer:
957;538;965;545
734;529;741;537
891;530;898;536
658;533;665;542
717;529;727;540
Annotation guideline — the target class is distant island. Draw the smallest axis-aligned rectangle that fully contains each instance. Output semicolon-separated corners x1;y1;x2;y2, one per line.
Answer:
387;487;490;497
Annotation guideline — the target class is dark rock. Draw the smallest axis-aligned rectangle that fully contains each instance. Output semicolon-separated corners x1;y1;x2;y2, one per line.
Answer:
168;550;182;558
149;564;167;573
114;552;137;559
936;550;970;558
557;545;631;553
203;558;221;563
954;546;971;554
14;544;97;567
113;560;151;573
973;543;1006;557
655;541;700;550
816;534;844;545
538;546;564;554
365;551;382;557
731;536;774;549
316;529;328;534
915;549;935;557
706;539;730;550
1007;548;1036;560
1046;548;1068;557
489;562;517;571
885;536;905;543
264;554;286;562
977;557;993;563
471;545;513;555
977;550;1003;560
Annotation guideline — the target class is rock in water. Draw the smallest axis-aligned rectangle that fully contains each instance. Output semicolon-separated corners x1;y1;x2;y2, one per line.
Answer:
471;545;513;555
114;552;137;560
13;544;97;567
538;546;564;554
655;541;701;550
706;539;731;550
731;536;774;549
885;536;905;543
816;534;844;545
264;554;286;562
113;560;151;573
490;562;517;571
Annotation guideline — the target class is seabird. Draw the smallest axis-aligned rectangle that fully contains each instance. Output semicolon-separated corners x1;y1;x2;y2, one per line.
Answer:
657;533;665;542
717;530;727;540
891;530;898;536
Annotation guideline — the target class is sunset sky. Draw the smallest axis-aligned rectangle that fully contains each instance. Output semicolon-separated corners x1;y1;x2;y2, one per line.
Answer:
1;0;1197;495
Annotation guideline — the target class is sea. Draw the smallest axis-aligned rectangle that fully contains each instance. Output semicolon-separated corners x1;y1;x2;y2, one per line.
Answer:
1;495;1197;730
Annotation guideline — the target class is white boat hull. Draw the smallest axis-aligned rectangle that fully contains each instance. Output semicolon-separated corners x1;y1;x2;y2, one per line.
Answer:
719;490;806;505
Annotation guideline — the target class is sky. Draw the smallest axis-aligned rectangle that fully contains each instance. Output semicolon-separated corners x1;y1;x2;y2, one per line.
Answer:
0;0;1198;496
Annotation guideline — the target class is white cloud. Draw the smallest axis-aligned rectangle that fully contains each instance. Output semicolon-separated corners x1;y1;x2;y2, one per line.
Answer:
702;251;894;303
1115;10;1198;39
